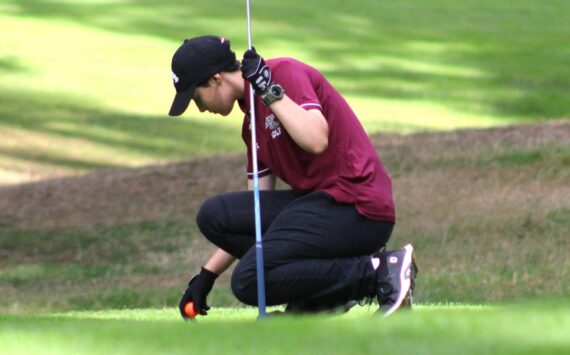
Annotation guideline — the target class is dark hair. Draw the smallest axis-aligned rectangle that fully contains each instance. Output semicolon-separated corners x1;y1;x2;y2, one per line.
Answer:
224;60;241;72
198;60;241;87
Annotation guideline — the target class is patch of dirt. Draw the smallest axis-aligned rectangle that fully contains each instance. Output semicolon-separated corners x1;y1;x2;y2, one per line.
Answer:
0;120;569;231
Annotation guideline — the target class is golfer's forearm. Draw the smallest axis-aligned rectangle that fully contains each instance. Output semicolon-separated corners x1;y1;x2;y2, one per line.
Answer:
203;248;236;275
269;96;329;154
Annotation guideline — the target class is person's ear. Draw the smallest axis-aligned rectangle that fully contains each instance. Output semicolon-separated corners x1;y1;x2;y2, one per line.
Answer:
212;73;223;86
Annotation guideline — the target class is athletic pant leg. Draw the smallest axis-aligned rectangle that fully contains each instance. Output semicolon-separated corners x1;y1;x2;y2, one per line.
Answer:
231;192;393;306
196;190;297;258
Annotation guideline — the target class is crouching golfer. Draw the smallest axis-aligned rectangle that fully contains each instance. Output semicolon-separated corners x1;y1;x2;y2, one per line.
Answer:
168;36;417;318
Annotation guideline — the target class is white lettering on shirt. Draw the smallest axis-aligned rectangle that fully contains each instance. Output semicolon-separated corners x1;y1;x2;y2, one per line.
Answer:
265;114;282;139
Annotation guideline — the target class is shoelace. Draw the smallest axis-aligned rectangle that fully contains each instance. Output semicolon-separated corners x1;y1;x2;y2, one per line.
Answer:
359;281;394;308
358;245;390;308
359;253;420;310
377;282;395;305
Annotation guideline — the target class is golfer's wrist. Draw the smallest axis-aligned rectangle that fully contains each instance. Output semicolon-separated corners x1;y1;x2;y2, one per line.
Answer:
261;82;285;106
200;267;219;282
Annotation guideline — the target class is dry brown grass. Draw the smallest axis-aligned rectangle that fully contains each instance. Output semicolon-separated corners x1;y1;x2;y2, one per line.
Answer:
381;120;570;301
1;120;569;310
0;155;245;230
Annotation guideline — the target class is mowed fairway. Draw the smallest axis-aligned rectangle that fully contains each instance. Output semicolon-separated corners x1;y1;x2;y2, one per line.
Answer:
1;0;569;183
1;304;569;354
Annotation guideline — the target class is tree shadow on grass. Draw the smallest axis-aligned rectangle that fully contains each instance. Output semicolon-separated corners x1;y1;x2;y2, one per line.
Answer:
5;0;570;122
0;57;29;73
0;90;243;173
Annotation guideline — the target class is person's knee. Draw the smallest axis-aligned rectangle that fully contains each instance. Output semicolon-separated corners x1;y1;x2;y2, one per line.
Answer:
231;262;258;306
196;195;226;242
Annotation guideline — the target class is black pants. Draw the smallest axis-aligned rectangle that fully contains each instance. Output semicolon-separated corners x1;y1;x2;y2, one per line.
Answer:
196;190;393;306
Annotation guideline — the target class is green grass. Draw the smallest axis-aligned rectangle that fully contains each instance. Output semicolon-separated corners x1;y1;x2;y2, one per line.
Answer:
1;304;570;354
0;220;204;311
1;0;569;183
1;121;569;312
0;219;240;312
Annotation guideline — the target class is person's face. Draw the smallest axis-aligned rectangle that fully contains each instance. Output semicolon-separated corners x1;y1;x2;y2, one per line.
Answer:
193;75;235;116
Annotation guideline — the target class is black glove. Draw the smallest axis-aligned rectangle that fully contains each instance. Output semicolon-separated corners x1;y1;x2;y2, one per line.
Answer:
178;267;218;320
241;48;272;95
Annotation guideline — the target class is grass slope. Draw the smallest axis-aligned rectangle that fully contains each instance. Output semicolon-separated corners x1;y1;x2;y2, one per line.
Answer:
1;0;569;183
0;121;569;312
1;304;570;354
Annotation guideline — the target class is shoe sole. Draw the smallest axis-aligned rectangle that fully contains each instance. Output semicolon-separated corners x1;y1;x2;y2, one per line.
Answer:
410;255;419;305
383;244;414;317
400;255;418;308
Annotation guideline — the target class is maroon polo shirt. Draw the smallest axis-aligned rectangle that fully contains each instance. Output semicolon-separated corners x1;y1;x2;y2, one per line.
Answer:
240;58;395;223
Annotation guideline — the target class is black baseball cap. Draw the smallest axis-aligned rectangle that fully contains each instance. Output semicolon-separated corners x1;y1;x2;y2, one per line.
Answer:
169;35;237;116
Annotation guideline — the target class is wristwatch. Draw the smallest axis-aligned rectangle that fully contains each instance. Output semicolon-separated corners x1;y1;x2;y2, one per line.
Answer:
261;83;285;106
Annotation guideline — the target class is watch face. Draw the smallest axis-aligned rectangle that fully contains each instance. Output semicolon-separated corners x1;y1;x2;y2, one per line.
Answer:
262;84;284;105
271;84;283;96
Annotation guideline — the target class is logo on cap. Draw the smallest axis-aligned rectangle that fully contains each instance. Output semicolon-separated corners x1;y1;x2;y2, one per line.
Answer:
171;71;180;84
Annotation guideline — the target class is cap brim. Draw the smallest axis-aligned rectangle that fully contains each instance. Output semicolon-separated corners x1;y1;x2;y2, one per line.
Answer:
168;86;196;116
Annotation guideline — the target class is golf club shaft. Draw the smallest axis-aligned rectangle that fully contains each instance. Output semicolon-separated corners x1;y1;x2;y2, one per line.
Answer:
246;0;267;318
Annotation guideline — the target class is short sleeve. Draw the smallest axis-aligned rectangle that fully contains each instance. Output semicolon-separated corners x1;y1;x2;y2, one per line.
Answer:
272;60;323;112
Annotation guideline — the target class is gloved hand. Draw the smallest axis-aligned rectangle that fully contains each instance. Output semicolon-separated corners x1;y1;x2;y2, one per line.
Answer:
178;267;218;320
241;48;272;95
